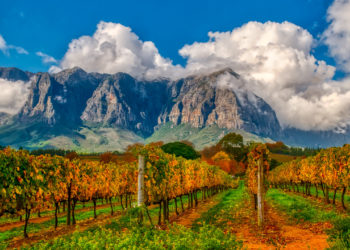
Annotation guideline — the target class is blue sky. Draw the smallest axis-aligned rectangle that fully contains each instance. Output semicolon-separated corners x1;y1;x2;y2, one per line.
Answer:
0;0;334;73
2;0;350;132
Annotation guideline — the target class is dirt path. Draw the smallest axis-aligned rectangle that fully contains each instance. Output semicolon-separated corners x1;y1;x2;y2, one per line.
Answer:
230;200;331;249
170;198;220;228
0;202;117;232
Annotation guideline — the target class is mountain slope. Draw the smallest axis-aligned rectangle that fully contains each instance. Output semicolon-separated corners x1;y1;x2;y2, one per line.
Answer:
147;122;274;149
158;69;281;138
0;66;327;151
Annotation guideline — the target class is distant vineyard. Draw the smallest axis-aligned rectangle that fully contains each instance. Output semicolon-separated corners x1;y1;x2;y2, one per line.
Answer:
269;144;350;208
0;145;235;237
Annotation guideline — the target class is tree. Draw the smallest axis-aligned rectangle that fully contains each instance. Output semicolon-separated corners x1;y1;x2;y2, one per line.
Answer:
65;152;79;161
269;159;280;170
161;142;200;160
218;133;246;162
266;141;288;154
200;144;222;159
100;152;114;163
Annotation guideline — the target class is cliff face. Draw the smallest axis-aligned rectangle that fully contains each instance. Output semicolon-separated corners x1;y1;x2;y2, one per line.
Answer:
81;73;168;135
0;66;282;146
158;69;281;138
19;68;100;126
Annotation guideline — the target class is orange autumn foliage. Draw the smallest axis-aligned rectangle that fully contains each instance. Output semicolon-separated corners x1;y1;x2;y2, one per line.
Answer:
203;151;244;175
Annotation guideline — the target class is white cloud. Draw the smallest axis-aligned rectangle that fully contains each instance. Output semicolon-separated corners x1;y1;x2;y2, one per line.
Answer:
0;35;6;52
324;0;350;72
56;21;183;80
8;45;28;55
180;21;344;131
54;19;350;132
48;65;62;74
180;21;333;85
0;34;28;55
0;78;30;114
36;51;57;64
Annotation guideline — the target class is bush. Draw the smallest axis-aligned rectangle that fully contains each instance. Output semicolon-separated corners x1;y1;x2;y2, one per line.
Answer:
161;142;200;160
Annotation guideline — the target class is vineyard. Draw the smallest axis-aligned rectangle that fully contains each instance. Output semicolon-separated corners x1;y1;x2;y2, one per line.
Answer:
0;144;237;248
269;144;350;208
0;142;350;249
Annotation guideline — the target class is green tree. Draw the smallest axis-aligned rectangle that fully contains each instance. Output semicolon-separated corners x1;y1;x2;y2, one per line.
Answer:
161;142;200;160
218;133;246;162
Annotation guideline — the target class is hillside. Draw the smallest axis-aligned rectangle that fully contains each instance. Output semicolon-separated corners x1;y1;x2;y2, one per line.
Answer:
0;67;279;151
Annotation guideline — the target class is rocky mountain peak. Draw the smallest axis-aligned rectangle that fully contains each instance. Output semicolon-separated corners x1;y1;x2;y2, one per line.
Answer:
53;67;90;84
0;66;283;149
0;67;32;82
157;68;281;137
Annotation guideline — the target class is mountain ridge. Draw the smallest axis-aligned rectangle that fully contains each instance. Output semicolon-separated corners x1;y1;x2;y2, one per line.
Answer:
0;66;346;151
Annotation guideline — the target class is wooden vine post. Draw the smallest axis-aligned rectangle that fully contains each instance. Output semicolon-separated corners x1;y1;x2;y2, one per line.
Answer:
257;157;264;228
137;154;145;207
137;153;154;226
247;143;269;229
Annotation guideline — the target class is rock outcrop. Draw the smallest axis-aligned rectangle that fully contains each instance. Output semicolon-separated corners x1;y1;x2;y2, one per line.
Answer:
158;69;281;138
0;66;282;144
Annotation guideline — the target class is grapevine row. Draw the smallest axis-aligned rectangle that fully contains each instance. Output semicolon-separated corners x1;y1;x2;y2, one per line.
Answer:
268;144;350;209
0;144;236;237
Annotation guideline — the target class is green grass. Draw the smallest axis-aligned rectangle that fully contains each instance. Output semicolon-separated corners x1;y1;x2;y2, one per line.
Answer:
307;186;350;204
267;189;338;222
0;202;122;248
280;184;350;205
193;181;247;230
0;198;119;225
0;193;194;247
23;189;243;250
0;190;208;247
267;188;350;249
26;221;242;250
1;189;243;249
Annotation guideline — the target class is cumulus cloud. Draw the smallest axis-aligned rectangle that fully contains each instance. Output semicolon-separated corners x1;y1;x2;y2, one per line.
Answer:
53;18;350;132
36;51;57;64
48;65;63;74
180;21;334;85
0;78;30;114
54;21;184;80
0;35;6;52
323;0;350;72
0;34;28;55
180;21;346;131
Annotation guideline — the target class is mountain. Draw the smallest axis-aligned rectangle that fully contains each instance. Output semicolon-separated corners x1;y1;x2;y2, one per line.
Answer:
81;72;168;136
0;67;33;82
0;112;12;126
157;68;281;138
0;66;341;151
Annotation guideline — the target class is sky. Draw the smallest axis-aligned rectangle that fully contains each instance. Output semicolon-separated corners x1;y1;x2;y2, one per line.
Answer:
0;0;334;73
1;0;350;133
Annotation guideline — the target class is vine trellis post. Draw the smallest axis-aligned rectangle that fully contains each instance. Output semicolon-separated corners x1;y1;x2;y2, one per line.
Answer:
137;155;145;207
257;157;264;227
137;154;154;227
